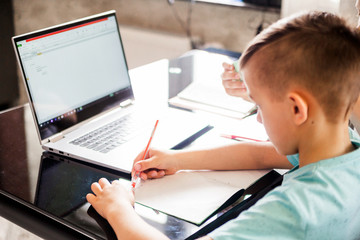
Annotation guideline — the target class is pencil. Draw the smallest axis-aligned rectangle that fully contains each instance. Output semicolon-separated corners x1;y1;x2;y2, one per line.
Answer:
242;105;258;119
131;119;159;191
220;134;268;142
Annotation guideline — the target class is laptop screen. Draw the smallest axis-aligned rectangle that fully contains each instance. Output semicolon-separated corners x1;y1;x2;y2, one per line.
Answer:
13;11;133;141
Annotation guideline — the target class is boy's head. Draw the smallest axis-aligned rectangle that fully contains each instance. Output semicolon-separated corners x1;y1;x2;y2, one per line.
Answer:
240;11;360;124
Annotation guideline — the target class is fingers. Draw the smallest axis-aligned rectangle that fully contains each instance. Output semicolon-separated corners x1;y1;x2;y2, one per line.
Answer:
86;193;95;203
139;169;166;180
222;62;240;81
222;79;246;89
91;182;102;196
132;150;151;178
131;148;156;176
221;71;240;81
135;159;157;180
99;178;111;188
135;157;157;172
86;177;136;219
146;169;166;179
131;149;176;180
132;149;146;176
225;89;245;97
90;178;111;196
222;62;235;70
139;171;148;180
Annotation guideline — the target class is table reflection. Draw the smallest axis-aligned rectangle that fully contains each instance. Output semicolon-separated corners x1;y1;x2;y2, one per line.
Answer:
0;106;31;201
36;152;199;239
35;152;121;217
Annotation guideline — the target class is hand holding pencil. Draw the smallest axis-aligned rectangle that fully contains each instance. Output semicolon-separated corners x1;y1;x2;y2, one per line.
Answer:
131;142;180;182
221;62;250;101
131;119;159;191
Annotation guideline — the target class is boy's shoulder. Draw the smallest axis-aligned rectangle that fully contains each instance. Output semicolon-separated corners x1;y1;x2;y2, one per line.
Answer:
210;155;360;240
282;146;360;193
274;146;360;238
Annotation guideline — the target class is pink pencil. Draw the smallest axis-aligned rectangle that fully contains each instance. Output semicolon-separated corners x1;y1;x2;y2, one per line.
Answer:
221;134;268;142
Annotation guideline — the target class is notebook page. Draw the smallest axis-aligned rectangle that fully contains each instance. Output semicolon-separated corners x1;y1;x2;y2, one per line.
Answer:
135;170;267;225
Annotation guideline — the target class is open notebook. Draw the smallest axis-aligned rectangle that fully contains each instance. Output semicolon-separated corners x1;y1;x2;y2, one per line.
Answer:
134;170;268;225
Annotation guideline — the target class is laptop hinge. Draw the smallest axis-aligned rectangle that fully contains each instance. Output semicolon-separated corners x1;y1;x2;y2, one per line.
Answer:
48;132;64;143
120;99;133;108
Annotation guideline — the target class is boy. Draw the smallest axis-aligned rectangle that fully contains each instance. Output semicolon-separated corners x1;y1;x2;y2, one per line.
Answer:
87;11;360;239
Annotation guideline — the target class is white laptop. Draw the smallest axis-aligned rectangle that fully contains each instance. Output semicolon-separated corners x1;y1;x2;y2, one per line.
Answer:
12;10;210;173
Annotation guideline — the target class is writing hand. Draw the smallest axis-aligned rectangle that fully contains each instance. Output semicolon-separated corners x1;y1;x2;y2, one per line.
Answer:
132;148;180;180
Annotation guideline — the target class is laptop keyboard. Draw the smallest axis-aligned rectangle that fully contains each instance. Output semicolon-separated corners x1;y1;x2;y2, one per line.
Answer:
69;114;142;153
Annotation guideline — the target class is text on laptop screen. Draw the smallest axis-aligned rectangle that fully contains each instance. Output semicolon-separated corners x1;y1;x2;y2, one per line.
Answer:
15;14;133;140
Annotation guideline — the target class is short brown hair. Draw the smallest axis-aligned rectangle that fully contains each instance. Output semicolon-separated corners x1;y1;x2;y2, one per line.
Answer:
240;11;360;122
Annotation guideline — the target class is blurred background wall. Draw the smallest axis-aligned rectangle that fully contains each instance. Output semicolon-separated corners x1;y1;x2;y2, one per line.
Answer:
3;0;281;109
0;1;18;110
12;0;280;53
1;0;358;110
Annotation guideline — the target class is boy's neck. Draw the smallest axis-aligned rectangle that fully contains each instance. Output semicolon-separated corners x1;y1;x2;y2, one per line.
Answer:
298;120;355;167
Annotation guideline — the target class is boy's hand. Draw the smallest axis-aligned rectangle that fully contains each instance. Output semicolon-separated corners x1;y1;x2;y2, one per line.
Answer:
86;178;134;220
132;148;179;180
221;62;250;101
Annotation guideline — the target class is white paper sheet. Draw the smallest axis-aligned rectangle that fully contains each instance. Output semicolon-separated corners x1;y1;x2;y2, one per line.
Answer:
178;81;255;114
135;170;268;225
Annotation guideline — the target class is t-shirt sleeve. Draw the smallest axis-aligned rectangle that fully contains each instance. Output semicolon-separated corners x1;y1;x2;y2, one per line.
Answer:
287;153;299;167
208;190;304;240
349;127;360;141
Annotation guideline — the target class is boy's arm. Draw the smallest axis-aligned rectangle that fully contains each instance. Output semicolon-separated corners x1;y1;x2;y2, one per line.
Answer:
87;178;169;240
107;207;169;240
134;142;291;179
176;142;290;170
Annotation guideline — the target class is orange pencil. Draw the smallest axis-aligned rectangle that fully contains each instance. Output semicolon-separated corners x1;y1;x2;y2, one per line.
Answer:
131;119;159;191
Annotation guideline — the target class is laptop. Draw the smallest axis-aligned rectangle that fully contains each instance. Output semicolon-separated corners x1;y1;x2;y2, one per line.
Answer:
12;10;210;173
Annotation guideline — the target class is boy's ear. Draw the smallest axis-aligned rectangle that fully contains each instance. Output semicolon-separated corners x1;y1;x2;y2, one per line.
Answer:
288;92;308;126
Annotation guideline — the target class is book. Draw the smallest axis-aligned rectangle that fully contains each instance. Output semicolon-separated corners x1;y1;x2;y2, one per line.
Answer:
168;50;255;119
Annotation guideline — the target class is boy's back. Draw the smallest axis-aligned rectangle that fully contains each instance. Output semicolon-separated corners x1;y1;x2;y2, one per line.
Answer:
210;11;360;240
210;129;360;239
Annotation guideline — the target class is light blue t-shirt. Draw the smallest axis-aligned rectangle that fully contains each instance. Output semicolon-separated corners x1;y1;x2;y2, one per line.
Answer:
209;129;360;240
